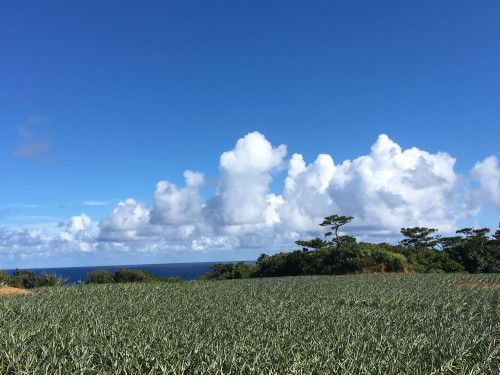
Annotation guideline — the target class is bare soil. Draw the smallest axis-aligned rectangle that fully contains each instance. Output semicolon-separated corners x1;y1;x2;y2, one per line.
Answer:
0;286;32;296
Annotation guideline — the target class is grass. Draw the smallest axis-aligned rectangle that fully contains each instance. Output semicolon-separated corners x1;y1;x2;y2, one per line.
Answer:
1;274;499;374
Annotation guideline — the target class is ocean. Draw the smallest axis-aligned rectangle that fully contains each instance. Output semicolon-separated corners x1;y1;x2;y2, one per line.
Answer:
4;261;255;284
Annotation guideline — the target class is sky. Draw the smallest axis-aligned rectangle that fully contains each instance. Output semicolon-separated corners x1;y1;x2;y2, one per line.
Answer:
1;0;499;268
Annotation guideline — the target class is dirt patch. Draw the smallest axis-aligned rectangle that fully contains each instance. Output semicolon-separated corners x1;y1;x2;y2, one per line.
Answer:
0;286;32;296
456;282;500;290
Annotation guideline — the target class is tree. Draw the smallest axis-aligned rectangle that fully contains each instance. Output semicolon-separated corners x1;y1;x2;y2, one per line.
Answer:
295;237;328;251
199;262;255;280
435;235;463;251
399;227;438;261
320;215;354;250
446;227;492;273
113;268;147;283
87;269;113;284
456;227;490;247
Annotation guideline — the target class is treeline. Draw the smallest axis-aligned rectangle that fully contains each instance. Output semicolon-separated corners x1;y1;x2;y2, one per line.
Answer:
0;268;182;289
0;269;66;289
85;268;181;284
200;215;500;280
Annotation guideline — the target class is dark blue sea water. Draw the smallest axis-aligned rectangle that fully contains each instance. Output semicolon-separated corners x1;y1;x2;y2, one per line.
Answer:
5;261;255;284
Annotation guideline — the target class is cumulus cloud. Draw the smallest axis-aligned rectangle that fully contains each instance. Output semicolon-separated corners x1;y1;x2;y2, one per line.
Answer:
0;214;97;264
0;226;53;262
279;135;461;236
150;171;204;226
2;131;499;265
204;131;287;232
59;213;96;252
280;153;337;232
99;199;150;241
470;156;500;208
325;134;459;233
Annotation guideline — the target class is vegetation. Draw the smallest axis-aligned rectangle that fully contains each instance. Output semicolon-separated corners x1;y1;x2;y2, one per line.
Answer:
203;214;499;280
1;274;499;374
2;214;497;287
399;227;438;261
0;269;8;285
0;269;66;289
0;268;181;289
87;268;182;285
198;262;254;280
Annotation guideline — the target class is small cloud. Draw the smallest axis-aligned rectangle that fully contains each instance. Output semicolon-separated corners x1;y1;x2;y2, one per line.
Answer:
15;121;53;162
15;138;52;160
82;201;110;206
17;127;33;138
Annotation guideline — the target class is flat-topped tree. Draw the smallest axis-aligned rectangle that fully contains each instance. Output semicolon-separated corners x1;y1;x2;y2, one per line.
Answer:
456;227;490;249
295;237;328;252
447;226;493;273
435;235;463;251
400;227;438;261
320;214;354;250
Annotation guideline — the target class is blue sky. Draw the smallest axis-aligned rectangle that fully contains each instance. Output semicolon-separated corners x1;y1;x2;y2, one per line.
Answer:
1;1;499;268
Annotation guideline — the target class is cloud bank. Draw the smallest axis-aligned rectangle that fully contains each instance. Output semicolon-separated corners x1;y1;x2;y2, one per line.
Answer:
2;131;499;265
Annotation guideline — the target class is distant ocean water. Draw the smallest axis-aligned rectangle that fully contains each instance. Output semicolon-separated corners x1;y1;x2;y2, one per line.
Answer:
5;261;256;284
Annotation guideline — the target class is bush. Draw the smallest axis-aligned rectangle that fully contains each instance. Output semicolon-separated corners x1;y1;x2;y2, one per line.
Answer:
418;249;465;273
371;249;407;272
5;269;66;289
200;262;255;280
113;268;147;283
0;270;8;285
142;273;182;283
8;269;39;289
87;270;114;284
38;272;66;286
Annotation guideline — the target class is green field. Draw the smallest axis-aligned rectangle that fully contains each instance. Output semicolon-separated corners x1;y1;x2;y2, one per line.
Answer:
1;274;499;374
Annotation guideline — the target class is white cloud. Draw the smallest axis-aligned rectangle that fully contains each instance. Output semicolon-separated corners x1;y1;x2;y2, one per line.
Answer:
2;131;499;266
0;214;98;265
82;201;109;206
98;199;150;241
149;172;204;226
59;213;96;252
325;134;460;233
280;153;337;232
470;156;500;209
203;131;287;232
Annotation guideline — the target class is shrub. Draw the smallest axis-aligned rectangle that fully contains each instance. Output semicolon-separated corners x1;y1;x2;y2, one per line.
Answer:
8;269;39;289
142;273;182;283
87;270;114;284
0;270;8;285
200;262;255;280
372;250;407;272
418;249;465;273
38;272;66;286
113;268;147;283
